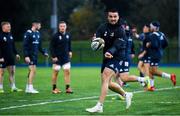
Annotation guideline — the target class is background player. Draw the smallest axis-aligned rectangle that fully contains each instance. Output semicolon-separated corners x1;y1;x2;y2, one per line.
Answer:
50;21;73;94
23;21;48;93
0;21;22;93
148;21;176;90
86;9;133;113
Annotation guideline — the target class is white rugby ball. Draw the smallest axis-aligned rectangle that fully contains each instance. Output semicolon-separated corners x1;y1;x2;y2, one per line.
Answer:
91;38;105;51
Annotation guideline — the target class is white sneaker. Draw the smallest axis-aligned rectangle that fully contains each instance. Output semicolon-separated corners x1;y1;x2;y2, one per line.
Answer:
26;88;39;94
125;92;133;109
86;105;103;113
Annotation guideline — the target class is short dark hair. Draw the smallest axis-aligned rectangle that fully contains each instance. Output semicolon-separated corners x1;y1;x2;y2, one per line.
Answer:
106;8;119;14
144;23;150;28
1;21;10;27
151;21;160;28
59;21;66;25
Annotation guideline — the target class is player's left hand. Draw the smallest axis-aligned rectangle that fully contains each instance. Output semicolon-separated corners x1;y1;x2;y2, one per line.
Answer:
16;54;20;61
105;52;113;59
69;52;72;58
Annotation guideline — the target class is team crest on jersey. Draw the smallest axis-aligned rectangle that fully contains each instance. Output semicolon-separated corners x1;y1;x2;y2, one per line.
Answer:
3;37;7;42
104;31;107;36
10;36;13;40
59;36;62;40
37;35;40;38
66;35;69;39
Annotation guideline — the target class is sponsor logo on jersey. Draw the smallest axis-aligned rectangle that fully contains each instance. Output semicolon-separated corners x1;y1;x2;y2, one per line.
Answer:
32;40;39;44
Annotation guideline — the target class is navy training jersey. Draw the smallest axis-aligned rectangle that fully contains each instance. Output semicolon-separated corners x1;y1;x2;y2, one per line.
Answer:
95;22;126;59
157;31;168;49
50;32;72;61
23;29;46;58
148;32;162;59
0;32;18;61
142;32;151;58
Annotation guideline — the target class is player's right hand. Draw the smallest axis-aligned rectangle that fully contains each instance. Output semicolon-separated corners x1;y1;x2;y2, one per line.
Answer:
52;57;58;63
105;52;113;59
0;58;4;62
25;57;30;64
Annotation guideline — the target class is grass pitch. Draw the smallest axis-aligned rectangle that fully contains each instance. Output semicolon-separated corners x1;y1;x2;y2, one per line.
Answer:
0;66;180;115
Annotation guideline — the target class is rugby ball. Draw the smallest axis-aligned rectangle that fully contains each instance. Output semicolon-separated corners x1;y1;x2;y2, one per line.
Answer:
91;38;105;51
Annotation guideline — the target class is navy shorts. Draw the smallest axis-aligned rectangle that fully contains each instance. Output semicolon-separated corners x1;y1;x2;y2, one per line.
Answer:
105;60;119;73
53;56;70;66
101;59;130;74
0;58;15;68
28;56;38;65
150;58;160;66
142;56;151;64
117;60;129;73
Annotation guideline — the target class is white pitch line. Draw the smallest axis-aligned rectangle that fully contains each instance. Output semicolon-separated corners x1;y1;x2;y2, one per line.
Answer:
0;86;180;111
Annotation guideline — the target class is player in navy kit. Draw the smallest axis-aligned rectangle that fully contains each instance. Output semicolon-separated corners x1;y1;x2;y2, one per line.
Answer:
118;23;135;87
23;22;48;93
50;21;73;94
133;24;151;78
148;21;176;90
138;21;176;91
86;9;133;113
0;21;22;93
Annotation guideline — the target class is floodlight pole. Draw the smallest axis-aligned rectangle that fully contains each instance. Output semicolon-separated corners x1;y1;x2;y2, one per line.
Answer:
179;0;180;63
51;0;58;34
